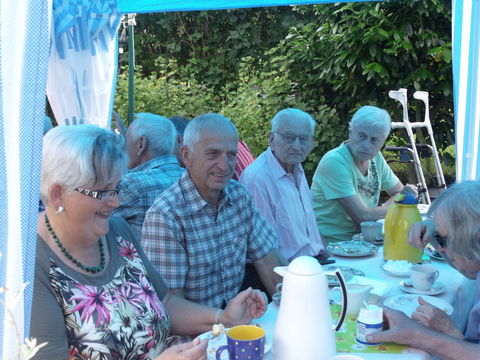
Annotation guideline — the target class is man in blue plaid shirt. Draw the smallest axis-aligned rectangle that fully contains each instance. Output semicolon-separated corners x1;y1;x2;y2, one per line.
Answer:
142;113;287;309
113;113;185;240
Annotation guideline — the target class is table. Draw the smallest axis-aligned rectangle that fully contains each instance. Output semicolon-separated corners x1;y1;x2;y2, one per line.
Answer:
256;246;466;360
333;246;465;307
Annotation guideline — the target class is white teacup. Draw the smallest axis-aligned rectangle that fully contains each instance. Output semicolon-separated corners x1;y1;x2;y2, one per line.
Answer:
332;284;373;317
410;264;439;291
360;221;383;242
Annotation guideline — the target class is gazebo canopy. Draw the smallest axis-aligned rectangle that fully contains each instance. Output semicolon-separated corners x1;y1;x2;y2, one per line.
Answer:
0;0;478;358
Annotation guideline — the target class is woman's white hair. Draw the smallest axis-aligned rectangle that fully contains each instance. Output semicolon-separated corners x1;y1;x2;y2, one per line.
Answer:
40;124;126;206
183;113;238;149
428;181;480;261
129;113;176;156
271;108;315;134
349;105;391;139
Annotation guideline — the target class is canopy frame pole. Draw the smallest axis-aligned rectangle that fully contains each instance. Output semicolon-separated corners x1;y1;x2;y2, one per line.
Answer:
127;14;136;123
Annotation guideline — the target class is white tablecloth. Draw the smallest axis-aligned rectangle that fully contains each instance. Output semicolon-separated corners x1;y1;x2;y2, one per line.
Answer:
333;247;465;307
256;246;466;360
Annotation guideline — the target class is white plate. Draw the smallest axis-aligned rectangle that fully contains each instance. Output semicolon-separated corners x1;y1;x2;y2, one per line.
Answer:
323;265;365;286
398;281;446;296
383;294;453;317
380;260;413;277
198;328;271;360
327;240;377;258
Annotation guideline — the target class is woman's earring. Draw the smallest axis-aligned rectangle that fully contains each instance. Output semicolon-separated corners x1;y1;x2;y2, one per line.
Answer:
55;206;64;215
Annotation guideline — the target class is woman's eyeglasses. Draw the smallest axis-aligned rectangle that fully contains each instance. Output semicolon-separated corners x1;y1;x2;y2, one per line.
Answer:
75;185;121;200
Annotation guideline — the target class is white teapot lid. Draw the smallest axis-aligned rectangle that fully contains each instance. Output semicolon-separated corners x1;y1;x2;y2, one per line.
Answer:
288;256;323;275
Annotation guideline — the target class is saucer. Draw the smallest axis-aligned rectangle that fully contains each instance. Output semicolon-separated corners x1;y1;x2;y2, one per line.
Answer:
352;233;383;245
398;281;446;295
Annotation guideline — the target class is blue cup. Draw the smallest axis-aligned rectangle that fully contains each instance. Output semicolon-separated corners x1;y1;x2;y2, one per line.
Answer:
215;325;265;360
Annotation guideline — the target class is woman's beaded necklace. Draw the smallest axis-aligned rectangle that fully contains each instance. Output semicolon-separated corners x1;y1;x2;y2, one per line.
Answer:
44;214;105;273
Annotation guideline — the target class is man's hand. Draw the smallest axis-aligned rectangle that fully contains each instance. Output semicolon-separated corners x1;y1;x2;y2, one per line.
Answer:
412;297;463;338
366;307;424;345
401;183;418;198
221;287;267;327
155;337;208;360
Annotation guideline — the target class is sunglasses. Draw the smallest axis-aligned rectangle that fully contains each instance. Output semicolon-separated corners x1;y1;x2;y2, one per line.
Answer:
75;185;121;201
433;232;448;249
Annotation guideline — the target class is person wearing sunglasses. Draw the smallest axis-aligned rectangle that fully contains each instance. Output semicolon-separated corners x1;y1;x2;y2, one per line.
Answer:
31;124;267;360
367;182;480;359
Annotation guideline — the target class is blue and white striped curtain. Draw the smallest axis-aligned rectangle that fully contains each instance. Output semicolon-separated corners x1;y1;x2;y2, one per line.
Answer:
47;0;122;128
453;0;480;181
0;0;51;358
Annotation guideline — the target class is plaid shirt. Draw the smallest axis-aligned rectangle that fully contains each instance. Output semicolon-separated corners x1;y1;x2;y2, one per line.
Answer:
113;155;184;240
141;171;276;308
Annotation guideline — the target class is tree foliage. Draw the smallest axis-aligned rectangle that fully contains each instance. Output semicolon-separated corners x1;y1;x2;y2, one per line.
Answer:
115;0;454;181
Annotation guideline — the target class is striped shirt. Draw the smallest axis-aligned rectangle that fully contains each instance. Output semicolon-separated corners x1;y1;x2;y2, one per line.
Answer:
141;170;276;308
113;155;184;240
232;140;255;181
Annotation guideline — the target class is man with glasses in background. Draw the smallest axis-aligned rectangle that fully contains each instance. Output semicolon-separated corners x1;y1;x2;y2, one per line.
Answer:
240;108;327;265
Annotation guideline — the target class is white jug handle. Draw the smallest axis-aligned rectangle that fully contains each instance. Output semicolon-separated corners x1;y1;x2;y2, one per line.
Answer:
273;266;288;277
324;268;348;331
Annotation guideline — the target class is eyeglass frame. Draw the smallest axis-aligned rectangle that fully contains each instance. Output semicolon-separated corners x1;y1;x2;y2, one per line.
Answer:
273;131;313;145
433;232;448;249
75;185;121;201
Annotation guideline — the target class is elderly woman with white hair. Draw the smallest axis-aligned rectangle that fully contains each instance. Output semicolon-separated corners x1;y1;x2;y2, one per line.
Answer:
367;181;480;359
311;105;417;243
31;124;267;360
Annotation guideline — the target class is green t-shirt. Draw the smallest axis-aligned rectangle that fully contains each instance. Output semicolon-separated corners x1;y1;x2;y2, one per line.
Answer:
311;142;399;243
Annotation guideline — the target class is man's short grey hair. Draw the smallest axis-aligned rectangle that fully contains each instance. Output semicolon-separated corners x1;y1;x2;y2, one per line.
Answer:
40;124;126;206
428;181;480;261
183;113;238;149
169;116;190;136
129;113;176;157
349;106;391;139
271;108;315;134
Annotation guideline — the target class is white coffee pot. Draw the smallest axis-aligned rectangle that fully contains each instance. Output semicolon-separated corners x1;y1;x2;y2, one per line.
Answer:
273;256;347;360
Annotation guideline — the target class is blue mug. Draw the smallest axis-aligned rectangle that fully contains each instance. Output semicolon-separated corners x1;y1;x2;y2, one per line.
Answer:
216;325;265;360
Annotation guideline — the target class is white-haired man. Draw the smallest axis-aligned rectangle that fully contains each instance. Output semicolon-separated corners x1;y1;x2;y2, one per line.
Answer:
113;113;184;239
142;113;286;309
240;108;326;262
311;105;417;243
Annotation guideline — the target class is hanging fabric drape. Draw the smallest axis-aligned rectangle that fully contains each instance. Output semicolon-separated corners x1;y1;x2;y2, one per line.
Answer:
0;0;51;358
453;0;480;181
47;0;122;128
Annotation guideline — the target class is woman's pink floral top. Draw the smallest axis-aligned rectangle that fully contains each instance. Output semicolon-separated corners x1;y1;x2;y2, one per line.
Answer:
48;237;169;359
